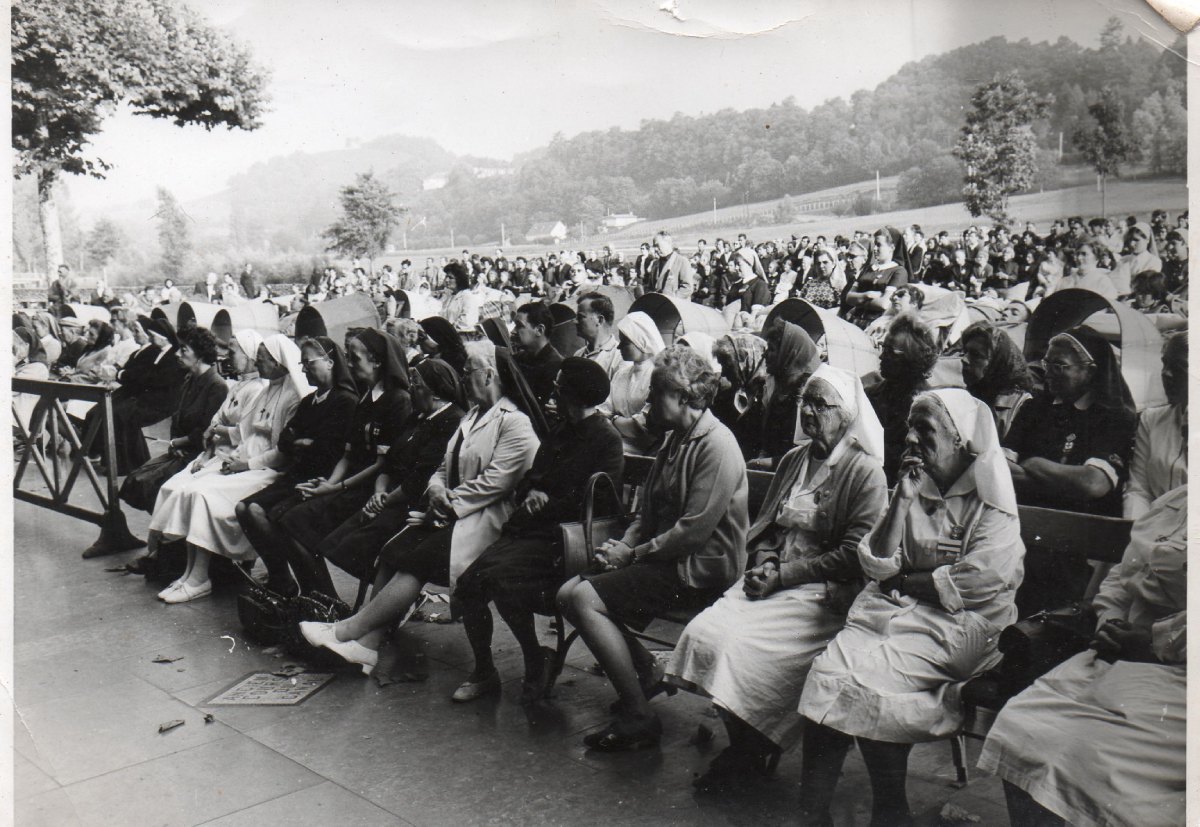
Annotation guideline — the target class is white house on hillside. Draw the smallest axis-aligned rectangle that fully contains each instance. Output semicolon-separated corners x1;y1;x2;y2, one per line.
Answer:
601;212;640;232
525;220;567;243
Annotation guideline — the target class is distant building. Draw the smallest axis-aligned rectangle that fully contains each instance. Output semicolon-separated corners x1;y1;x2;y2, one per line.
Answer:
525;221;568;243
600;212;640;232
422;174;449;191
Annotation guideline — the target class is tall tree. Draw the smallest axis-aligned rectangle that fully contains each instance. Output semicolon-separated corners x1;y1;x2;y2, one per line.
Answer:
86;217;125;269
953;71;1053;222
1132;83;1187;176
322;172;405;269
1073;87;1137;217
12;0;269;270
156;187;191;280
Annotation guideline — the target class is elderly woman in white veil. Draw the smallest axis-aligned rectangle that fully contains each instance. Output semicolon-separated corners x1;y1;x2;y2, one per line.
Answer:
607;311;665;454
145;334;312;604
796;388;1025;827
667;364;889;793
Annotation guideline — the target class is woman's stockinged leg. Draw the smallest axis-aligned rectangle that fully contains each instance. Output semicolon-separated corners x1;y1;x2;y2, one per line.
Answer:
495;598;544;675
564;581;649;717
798;719;854;824
235;502;297;595
459;596;496;681
857;737;914;827
333;572;423;644
185;545;212;587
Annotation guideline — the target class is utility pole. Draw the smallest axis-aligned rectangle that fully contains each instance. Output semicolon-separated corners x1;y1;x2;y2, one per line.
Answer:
712;197;717;225
1059;131;1064;161
875;170;881;202
501;222;506;247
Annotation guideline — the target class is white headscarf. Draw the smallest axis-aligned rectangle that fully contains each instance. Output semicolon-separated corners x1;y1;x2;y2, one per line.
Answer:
617;311;665;356
261;333;312;398
232;329;265;366
916;388;1017;515
802;363;885;463
677;331;720;371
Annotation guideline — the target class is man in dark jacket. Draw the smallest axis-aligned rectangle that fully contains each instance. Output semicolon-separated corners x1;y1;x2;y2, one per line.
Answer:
512;302;563;407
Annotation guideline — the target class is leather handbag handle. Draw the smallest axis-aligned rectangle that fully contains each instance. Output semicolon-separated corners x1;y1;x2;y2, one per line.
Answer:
582;471;626;554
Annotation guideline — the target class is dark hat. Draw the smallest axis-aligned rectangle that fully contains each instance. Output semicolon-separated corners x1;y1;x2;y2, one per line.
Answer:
556;357;610;407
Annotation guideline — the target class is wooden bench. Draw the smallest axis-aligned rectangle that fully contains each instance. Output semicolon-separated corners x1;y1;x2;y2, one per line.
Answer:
949;505;1132;782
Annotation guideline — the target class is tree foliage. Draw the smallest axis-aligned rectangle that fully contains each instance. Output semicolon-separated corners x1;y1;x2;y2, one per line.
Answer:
86;217;125;267
1073;87;1136;177
954;71;1053;222
1132;81;1187;175
394;29;1180;243
896;155;964;209
156;187;191;280
322;172;405;262
12;0;270;191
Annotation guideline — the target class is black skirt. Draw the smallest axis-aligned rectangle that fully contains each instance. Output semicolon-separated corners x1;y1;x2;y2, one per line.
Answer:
454;533;562;616
278;487;373;552
323;506;412;580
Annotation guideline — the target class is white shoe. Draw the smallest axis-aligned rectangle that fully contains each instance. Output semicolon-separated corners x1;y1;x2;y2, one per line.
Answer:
162;580;212;604
299;621;378;670
156;581;184;601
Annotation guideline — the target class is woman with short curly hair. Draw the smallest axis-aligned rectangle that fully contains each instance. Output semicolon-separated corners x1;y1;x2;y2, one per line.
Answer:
867;312;939;485
557;344;749;752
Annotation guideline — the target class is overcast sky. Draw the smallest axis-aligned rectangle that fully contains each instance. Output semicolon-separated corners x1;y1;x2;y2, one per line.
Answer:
62;0;1179;216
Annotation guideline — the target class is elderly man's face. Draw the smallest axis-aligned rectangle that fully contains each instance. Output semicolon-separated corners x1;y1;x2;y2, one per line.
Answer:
652;236;673;257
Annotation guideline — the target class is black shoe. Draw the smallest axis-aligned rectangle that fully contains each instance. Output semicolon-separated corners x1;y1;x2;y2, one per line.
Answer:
519;646;559;705
583;714;662;752
124;555;157;576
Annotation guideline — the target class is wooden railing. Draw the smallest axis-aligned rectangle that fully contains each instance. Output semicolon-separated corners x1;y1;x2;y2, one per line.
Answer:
12;377;145;558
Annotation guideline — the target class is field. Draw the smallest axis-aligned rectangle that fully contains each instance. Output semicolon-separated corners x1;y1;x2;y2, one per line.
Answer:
376;177;1187;265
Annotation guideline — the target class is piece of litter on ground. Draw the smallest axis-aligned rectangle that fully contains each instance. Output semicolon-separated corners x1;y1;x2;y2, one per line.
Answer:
220;635;236;653
151;655;183;664
689;724;714;746
261;645;285;655
158;719;185;734
203;713;214;724
272;664;306;678
939;803;982;824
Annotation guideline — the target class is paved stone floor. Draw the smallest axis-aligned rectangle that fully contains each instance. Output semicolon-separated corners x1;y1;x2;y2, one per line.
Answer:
13;497;1011;826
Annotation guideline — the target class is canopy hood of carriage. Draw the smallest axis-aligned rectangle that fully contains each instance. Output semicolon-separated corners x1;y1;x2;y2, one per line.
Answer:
171;300;279;342
1025;288;1166;411
627;293;728;348
293;293;380;345
762;298;879;377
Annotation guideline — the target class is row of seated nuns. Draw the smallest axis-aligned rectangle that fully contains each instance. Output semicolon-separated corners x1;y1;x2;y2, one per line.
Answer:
13;244;1185;826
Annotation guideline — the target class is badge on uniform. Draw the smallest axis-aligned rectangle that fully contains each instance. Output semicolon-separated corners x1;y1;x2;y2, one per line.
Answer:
936;524;964;558
1061;433;1076;460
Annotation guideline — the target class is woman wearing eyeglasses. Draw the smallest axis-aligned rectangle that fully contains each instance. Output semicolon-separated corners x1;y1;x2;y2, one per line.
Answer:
262;330;413;598
668;365;887;793
235;336;360;597
1002;325;1136;613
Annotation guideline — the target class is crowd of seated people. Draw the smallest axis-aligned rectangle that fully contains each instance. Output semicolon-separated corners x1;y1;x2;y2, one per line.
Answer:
12;207;1188;826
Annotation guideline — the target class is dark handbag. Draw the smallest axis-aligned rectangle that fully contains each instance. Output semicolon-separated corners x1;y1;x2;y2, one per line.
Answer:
119;451;188;512
558;472;629;579
994;602;1097;697
236;583;301;647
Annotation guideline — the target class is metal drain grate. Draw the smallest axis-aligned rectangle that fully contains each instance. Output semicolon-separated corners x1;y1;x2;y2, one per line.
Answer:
205;672;335;706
